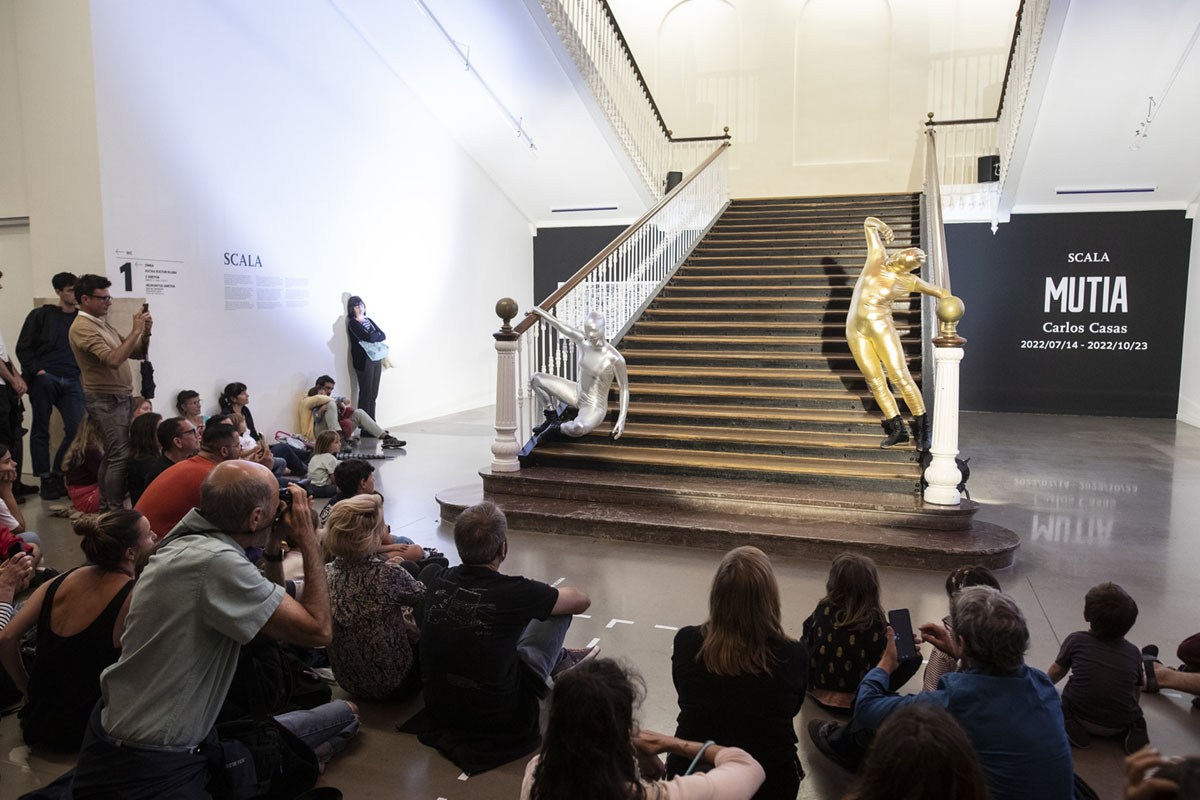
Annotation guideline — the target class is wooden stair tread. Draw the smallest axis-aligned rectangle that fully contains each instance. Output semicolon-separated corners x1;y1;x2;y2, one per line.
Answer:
623;334;919;345
622;349;915;363
532;443;919;478
635;321;917;331
587;422;904;450
626;365;887;380
644;308;917;316
618;400;882;422
625;382;873;401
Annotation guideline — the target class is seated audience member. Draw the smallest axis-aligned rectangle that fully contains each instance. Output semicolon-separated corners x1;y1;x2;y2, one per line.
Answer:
319;457;376;524
1124;747;1199;799
523;658;765;800
296;375;405;449
229;411;292;484
809;586;1073;800
1143;634;1200;710
220;381;309;476
843;704;989;800
0;444;36;537
307;431;342;499
669;546;806;800
324;494;425;700
923;565;1001;691
134;422;248;536
131;396;153;419
0;552;34;627
62;413;104;513
413;501;594;772
175;388;205;437
144;416;199;484
1048;582;1148;752
801;553;918;711
125;411;163;504
37;465;355;796
0;510;156;751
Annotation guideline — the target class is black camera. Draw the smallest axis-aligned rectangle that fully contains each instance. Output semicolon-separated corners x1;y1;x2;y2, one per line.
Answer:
279;488;293;513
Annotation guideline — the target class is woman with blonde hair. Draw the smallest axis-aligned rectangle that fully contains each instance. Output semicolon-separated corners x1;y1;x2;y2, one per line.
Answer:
668;546;807;799
62;413;104;512
323;493;425;700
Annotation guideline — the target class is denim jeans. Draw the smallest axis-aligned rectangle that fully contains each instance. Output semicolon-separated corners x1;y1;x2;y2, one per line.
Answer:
29;371;84;476
83;392;132;511
315;403;384;438
270;441;309;475
355;358;382;420
517;615;572;688
274;700;359;770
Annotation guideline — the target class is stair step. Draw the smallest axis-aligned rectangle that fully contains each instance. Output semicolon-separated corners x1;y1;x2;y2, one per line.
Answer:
527;442;920;492
617;400;885;429
621;349;917;367
621;334;920;352
641;307;917;318
593;421;901;448
625;365;895;382
631;320;918;332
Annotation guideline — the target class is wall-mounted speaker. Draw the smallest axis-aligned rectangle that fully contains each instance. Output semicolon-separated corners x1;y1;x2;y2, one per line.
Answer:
977;155;1000;183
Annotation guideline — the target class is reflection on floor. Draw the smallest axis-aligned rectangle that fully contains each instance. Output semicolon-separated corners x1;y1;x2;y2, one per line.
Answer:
2;408;1197;798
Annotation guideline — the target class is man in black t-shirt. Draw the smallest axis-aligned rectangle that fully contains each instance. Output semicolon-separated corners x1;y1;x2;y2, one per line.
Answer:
416;501;595;773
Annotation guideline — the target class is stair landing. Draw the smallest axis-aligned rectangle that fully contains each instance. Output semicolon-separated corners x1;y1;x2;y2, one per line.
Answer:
436;467;1019;570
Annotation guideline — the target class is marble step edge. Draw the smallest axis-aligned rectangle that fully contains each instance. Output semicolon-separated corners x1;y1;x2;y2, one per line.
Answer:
436;485;1014;570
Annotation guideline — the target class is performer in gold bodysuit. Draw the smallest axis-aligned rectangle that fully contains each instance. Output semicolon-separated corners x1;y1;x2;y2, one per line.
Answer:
846;216;949;449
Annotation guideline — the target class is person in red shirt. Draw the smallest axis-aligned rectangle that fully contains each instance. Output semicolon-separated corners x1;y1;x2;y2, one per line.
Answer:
135;423;270;537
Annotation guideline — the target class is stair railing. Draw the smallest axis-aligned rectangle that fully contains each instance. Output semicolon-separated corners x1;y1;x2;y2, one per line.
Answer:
490;142;732;472
538;0;730;198
921;121;967;506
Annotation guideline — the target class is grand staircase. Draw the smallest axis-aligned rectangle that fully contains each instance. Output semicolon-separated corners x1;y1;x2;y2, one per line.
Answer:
439;193;1019;569
531;193;925;494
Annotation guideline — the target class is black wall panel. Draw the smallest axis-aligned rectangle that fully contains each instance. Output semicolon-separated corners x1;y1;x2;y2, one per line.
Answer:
532;225;626;304
946;211;1192;417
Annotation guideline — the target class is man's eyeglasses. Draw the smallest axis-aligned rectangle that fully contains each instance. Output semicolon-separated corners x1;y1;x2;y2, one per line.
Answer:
181;427;199;436
85;294;114;304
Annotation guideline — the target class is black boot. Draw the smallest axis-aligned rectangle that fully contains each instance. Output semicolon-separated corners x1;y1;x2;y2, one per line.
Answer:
532;409;559;435
39;474;67;501
909;413;931;451
880;416;910;448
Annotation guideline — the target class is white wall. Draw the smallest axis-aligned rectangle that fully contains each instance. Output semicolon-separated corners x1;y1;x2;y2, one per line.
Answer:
606;0;1018;198
1178;212;1200;427
85;0;533;431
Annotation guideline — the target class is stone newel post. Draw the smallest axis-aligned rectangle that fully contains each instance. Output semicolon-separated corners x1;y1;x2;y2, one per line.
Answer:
924;296;966;505
491;298;521;473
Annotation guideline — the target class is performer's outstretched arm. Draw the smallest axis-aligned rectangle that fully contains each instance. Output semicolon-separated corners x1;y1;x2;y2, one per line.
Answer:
527;306;584;345
911;276;950;299
863;216;893;266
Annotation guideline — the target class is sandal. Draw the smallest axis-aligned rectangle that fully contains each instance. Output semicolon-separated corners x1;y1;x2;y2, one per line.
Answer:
1142;654;1161;693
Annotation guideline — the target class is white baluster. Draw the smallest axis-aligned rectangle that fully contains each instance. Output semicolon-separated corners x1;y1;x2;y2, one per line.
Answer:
924;296;967;505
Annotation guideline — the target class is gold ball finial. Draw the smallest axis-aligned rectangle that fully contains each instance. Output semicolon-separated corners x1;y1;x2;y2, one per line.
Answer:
495;297;518;332
937;294;964;323
724;126;729;134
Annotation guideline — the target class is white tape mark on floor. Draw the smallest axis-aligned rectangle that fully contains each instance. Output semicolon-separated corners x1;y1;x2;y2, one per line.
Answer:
654;624;678;631
586;637;601;648
606;618;634;629
458;772;469;781
1162;690;1184;699
573;614;591;619
551;577;565;587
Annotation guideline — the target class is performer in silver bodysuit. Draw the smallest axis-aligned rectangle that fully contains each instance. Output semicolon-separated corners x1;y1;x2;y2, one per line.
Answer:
527;307;628;439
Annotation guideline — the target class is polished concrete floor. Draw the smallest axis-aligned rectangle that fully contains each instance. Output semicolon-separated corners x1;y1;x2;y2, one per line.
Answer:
1;409;1198;798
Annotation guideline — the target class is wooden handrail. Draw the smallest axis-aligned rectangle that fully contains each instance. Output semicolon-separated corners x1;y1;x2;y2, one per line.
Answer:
514;141;731;335
924;0;1025;127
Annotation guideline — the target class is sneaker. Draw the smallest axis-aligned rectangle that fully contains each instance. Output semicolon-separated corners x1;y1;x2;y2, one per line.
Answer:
381;435;407;449
1064;717;1092;749
551;645;600;676
807;720;858;772
1124;719;1149;754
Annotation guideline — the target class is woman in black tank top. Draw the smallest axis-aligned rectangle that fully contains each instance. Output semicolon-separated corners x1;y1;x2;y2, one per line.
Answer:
0;509;157;750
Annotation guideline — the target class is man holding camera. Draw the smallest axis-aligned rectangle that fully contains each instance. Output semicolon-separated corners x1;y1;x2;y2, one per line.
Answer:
67;274;151;510
60;462;336;798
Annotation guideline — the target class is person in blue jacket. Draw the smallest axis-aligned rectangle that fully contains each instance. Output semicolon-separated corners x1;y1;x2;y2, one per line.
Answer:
809;586;1073;800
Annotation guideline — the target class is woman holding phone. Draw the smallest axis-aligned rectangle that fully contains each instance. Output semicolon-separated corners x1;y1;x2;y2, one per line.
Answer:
345;295;388;422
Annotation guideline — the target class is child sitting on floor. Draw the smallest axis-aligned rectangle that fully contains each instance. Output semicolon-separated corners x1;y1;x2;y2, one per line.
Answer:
306;431;341;498
1048;581;1148;753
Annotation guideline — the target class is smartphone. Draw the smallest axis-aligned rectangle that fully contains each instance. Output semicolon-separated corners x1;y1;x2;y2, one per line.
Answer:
142;303;149;313
887;608;920;662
